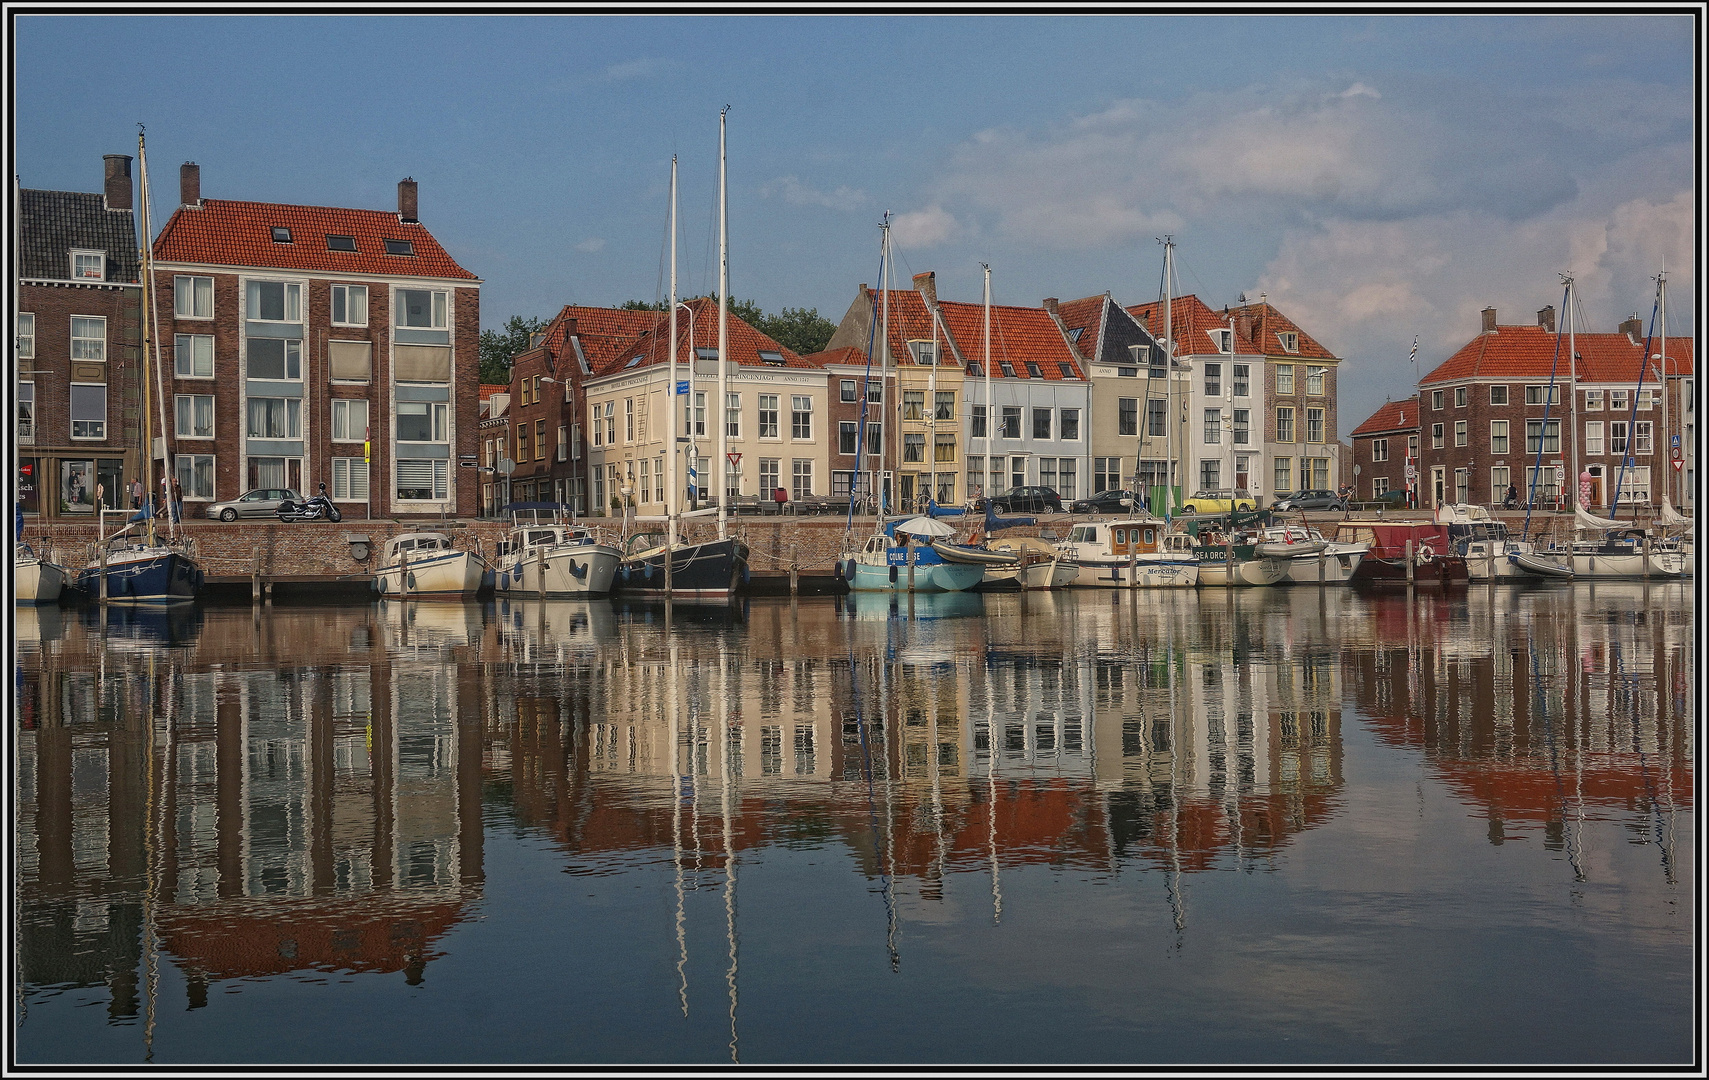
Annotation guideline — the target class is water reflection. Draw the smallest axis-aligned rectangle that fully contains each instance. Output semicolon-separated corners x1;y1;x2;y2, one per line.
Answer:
13;583;1692;1063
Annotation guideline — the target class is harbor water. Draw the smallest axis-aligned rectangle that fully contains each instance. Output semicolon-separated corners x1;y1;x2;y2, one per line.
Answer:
12;584;1694;1064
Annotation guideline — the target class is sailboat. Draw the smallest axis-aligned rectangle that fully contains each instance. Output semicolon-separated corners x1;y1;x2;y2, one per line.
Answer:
615;120;749;601
76;127;203;604
14;539;68;604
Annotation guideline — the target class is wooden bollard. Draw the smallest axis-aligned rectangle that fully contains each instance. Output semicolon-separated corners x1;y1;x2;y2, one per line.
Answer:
1317;547;1326;587
1405;539;1415;585
99;543;109;603
537;543;547;597
789;543;799;596
251;546;260;603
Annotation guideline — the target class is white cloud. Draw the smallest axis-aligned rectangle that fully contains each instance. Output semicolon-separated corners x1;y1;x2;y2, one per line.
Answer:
600;58;665;82
760;174;867;212
1339;82;1381;100
891;204;960;248
575;238;606;253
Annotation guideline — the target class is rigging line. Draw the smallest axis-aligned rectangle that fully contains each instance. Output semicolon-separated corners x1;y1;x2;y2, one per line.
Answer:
1615;624;1675;885
848;635;900;969
1609;289;1661;523
846;223;890;536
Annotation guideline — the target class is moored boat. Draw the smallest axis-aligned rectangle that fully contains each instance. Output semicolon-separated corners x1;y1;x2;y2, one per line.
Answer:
1061;516;1197;587
1253;524;1367;584
844;520;984;593
971;535;1079;590
15;544;68;604
374;533;490;600
616;531;750;601
494;516;621;598
1193;540;1288;587
76;539;202;603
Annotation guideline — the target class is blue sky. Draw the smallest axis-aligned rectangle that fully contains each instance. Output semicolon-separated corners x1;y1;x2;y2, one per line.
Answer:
14;14;1697;433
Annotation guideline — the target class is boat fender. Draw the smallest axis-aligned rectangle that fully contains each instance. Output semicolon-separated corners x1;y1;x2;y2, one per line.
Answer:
832;559;844;581
371;576;381;594
569;559;586;580
889;564;898;584
406;573;417;591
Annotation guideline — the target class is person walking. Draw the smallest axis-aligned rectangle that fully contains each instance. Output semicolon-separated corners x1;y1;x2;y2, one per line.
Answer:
172;475;185;523
130;478;142;509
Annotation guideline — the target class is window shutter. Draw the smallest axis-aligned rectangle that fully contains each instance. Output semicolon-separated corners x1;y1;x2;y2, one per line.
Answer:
329;340;372;382
394;345;451;382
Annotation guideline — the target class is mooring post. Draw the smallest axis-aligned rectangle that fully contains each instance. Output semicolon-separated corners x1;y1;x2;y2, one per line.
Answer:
99;542;109;604
251;546;260;603
1405;539;1415;585
789;543;799;596
537;543;547;597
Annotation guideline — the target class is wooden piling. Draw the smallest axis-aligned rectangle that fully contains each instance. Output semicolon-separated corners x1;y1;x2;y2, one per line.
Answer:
99;543;108;604
789;544;799;596
1405;539;1415;585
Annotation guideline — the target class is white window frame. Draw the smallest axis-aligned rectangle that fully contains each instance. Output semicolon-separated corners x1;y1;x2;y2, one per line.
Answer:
1276;365;1295;396
18;380;34;442
175;333;215;379
1307;407;1326;443
395;457;449;502
246;337;302;381
726;393;742;439
1454;419;1467;447
1000;406;1021;440
1634;420;1653;455
758;393;781;440
331;457;370;501
1489;420;1508;455
175;275;215;320
1490;385;1509;406
246;278;303;323
70;316;106;362
175;393;215;440
790;395;812;441
791;459;813;499
1453;385;1467;408
1524;384;1560;406
1307;366;1327;397
176;453;216;500
1203;408;1221;445
69;382;106;440
1610;389;1629;413
331;284;369;328
1584;421;1603;456
396;400;448;444
395;288;448;330
331;398;369;443
1431;422;1445;449
1276;406;1295;443
18;312;34;359
1372;438;1388;463
247;396;303;440
70;249;105;281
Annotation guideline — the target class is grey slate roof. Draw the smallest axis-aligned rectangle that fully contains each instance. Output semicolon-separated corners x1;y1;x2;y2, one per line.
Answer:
19;189;140;283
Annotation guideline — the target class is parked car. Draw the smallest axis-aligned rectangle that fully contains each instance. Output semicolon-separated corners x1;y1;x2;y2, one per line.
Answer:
981;486;1064;514
1070;489;1137;514
1179;488;1258;514
1271;489;1349;512
206;488;301;522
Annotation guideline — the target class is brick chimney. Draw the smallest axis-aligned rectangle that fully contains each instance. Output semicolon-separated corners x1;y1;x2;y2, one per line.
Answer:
1481;306;1497;334
180;162;200;208
1042;297;1059;315
1537;305;1555;333
1236;310;1254;342
102;155;132;211
398;178;418;223
913;271;937;307
1619;313;1643;342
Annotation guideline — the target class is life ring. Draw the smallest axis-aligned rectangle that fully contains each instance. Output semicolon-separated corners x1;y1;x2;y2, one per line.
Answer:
1417;543;1436;563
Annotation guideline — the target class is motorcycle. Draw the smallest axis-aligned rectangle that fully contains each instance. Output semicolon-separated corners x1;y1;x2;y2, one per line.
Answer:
277;483;342;523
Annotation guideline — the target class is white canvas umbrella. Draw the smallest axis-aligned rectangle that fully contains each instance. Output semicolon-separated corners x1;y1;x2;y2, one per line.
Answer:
894;515;957;538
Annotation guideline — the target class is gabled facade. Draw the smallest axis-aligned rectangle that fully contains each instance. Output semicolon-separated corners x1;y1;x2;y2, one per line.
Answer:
17;155;144;520
801;345;889;501
1349;397;1420;503
582;299;828;515
477;383;510;514
1053;293;1181;500
1416;305;1695;509
151;166;481;518
826;277;1090;506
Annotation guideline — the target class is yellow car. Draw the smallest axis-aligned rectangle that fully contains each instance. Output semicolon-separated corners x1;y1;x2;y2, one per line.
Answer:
1181;488;1259;514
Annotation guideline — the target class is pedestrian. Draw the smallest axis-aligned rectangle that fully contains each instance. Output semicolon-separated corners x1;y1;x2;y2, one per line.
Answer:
172;476;184;523
130;478;142;509
1503;484;1519;510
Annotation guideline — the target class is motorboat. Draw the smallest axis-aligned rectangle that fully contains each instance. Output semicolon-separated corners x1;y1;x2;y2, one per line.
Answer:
373;532;491;600
15;543;68;604
494;516;621;598
842;518;984;593
1334;518;1467;586
1059;516;1197;587
1435;503;1569;581
1192;537;1288;587
1252;524;1367;584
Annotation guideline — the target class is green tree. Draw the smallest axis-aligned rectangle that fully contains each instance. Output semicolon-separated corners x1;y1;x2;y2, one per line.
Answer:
479;315;548;384
757;306;836;357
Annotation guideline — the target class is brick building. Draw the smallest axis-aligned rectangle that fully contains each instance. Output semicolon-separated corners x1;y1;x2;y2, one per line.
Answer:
17;155;144;520
1415;305;1694;509
1349;397;1420;502
151;166;481;519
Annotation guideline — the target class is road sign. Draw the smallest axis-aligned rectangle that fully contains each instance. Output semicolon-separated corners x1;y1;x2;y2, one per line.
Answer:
1673;433;1682;446
1671;446;1683;461
727;453;742;467
1403;464;1417;481
1353;464;1361;476
676;380;690;396
1554;466;1565;483
497;457;515;476
1674;460;1684;472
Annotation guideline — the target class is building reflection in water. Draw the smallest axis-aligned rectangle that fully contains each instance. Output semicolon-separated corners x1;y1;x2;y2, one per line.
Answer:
13;582;1690;1036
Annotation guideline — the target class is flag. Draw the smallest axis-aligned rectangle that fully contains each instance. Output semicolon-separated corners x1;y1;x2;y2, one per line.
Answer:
1409;335;1418;364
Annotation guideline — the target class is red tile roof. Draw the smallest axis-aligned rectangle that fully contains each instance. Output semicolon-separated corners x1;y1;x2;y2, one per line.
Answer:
1351;397;1420;437
1422;325;1696;385
479;383;509;401
802;345;868;368
1053;295;1109;361
571;297;812;378
1127;295;1257;357
153;198;477;280
1238;302;1338;360
859;289;1084;379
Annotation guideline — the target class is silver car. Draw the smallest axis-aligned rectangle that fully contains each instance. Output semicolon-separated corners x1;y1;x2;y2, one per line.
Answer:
206;487;299;522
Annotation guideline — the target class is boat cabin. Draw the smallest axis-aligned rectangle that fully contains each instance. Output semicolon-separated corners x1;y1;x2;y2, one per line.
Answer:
385;533;454;560
1065;518;1168;557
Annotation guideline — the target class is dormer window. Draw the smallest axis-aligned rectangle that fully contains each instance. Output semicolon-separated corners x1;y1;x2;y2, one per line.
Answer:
1208;328;1233;353
383;238;415;256
1025;362;1044;378
1058;363;1074;378
624;355;643;369
327;234;358;252
1066;327;1083;343
998;361;1016;378
758;350;786;366
70;250;104;280
1277;331;1299;353
695;347;719;361
270;227;293;243
907;341;936;365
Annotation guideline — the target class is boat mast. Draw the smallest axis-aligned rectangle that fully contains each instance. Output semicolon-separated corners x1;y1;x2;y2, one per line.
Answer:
1161;237;1174;519
136;128;157;547
1658;270;1672;508
982;264;991;507
1566;274;1579;515
667;156;678;567
878;216;891;514
717;108;729;541
927;284;938;509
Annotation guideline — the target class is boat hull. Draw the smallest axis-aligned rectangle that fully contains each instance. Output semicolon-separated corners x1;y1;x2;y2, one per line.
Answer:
1275;544;1366;585
1354;554;1468;586
1194;547;1287;587
497;544;622;597
1571;549;1684;579
1068;556;1199;588
846;555;984;593
76;548;201;604
15;558;66;604
375;550;489;599
616;538;750;600
981;557;1080;590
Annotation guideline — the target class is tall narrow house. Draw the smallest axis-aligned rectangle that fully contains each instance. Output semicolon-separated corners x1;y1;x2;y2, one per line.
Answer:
151;166;481;518
17;155;144;521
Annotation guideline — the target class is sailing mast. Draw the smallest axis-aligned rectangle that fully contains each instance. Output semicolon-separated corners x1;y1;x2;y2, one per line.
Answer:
1161;238;1175;519
1565;274;1579;516
927;288;938;509
877;216;891;515
982;264;992;506
717;108;729;541
667;156;678;592
136;128;158;547
1658;271;1673;509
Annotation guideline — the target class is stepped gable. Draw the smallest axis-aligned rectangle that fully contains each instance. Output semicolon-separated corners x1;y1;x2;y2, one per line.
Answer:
153;198;477;279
